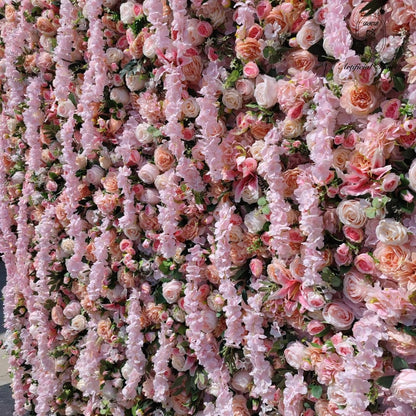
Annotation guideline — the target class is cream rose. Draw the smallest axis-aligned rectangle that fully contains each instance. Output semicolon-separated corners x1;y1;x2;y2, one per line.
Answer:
244;209;267;234
231;370;252;393
135;123;154;145
336;199;368;228
376;219;408;246
57;100;75;118
250;140;265;161
162;280;182;304
142;36;157;59
71;315;87;332
138;163;160;184
181;97;200;118
110;87;130;105
126;74;145;91
282;118;303;139
222;89;243;110
254;75;278;109
120;1;136;24
332;148;351;170
106;47;124;64
296;20;323;50
391;369;416;406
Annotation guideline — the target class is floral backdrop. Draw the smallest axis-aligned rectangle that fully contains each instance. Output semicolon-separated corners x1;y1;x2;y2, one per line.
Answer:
1;0;416;415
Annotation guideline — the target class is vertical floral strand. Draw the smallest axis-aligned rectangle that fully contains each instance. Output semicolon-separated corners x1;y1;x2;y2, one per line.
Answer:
243;293;276;404
184;245;233;416
122;288;146;400
259;127;292;260
294;168;325;287
31;205;59;415
212;202;245;347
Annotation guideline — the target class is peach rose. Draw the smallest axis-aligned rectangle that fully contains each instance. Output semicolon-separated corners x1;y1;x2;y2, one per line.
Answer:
386;327;416;361
235;37;262;61
97;318;113;342
232;395;250;416
154;146;175;172
36;17;57;36
373;243;414;282
182;55;203;84
102;171;119;193
286;49;317;71
340;81;378;116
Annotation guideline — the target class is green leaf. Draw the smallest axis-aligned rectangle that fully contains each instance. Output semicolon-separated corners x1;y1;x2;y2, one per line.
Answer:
258;197;267;206
159;260;172;275
68;92;77;106
310;384;323;399
224;69;241;89
361;0;388;16
262;205;271;215
263;46;275;59
393;357;409;371
376;375;395;389
365;207;377;218
393;73;406;92
147;125;162;137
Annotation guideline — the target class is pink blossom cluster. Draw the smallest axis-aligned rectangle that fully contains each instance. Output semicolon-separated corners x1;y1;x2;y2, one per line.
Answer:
1;0;416;415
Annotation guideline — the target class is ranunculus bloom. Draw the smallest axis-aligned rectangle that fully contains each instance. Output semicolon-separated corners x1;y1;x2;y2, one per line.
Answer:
340;81;378;116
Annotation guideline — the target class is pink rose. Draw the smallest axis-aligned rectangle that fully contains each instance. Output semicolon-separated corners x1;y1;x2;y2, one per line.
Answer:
334;243;353;266
86;165;105;186
391;369;416;406
235;79;255;101
231;370;252;393
162;280;182;304
322;301;354;330
63;301;81;319
254;75;279;108
199;308;218;333
354;253;375;275
249;258;263;278
307;320;326;336
343;225;364;243
256;0;272;20
349;2;382;41
343;270;368;303
285;341;311;370
381;99;401;120
381;172;400;192
197;21;213;38
243;62;259;79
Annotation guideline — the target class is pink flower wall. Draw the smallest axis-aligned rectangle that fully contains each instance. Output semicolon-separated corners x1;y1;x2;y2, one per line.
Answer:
1;0;416;415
